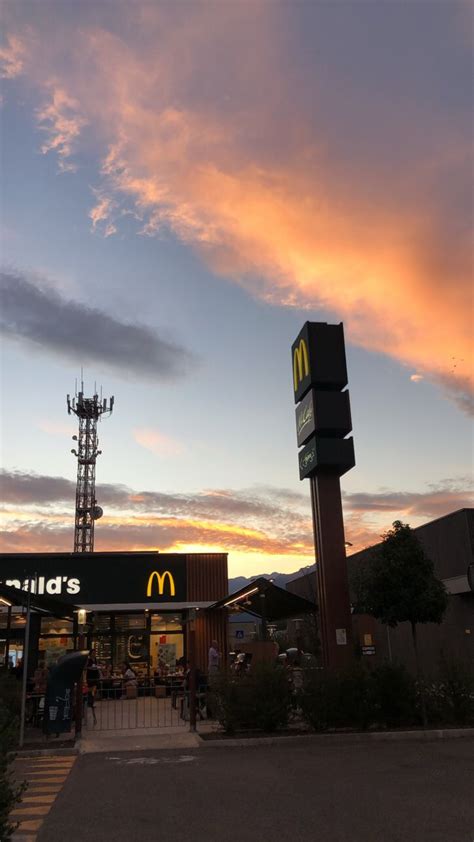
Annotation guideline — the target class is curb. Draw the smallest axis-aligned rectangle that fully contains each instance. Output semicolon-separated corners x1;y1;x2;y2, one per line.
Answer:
197;728;474;748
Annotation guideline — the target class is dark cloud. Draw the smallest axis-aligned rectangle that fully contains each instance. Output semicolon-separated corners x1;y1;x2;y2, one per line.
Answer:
0;268;195;379
343;479;473;520
2;470;471;557
0;470;309;526
1;471;75;505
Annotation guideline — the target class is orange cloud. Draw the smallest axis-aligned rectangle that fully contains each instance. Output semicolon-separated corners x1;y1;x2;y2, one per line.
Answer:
37;419;75;437
89;189;117;237
133;427;183;457
36;85;87;172
2;5;473;411
0;34;25;79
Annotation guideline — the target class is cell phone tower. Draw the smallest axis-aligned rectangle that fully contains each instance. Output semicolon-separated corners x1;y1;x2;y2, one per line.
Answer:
67;380;114;553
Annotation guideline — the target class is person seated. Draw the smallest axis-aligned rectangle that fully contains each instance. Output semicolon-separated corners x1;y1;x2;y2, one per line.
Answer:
121;661;137;687
33;667;47;694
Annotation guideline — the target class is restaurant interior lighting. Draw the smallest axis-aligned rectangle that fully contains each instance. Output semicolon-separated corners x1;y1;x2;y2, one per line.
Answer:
0;597;13;607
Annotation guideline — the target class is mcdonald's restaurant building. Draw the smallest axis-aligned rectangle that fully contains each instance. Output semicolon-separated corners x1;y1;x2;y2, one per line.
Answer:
0;552;228;677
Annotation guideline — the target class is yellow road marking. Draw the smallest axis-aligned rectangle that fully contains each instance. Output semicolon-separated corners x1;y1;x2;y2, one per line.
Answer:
27;786;62;794
25;769;70;776
15;819;43;831
20;776;68;784
21;768;72;775
17;756;74;761
21;755;74;760
20;794;57;804
20;761;74;768
11;835;37;841
16;760;74;767
11;805;51;817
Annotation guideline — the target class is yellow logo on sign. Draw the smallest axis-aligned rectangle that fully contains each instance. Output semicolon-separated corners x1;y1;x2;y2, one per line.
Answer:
293;339;309;392
146;570;176;598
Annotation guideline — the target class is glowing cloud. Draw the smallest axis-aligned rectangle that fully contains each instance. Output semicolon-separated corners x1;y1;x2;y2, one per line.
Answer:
2;3;473;412
133;427;183;457
36;86;87;172
0;35;25;79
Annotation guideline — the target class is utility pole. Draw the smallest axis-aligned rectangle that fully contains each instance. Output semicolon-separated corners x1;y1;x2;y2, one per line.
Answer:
67;380;114;552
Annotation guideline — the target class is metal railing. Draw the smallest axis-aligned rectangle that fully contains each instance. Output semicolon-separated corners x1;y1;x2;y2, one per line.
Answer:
84;681;200;731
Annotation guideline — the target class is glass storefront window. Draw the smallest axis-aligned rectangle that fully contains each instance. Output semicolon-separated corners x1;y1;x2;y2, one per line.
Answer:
150;614;183;632
115;614;146;631
150;633;184;672
1;640;23;667
91;637;113;667
90;614;112;632
38;636;73;668
114;633;149;678
2;611;28;629
41;617;73;635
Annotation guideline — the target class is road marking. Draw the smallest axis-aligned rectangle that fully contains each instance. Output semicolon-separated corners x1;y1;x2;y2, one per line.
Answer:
11;755;76;840
20;794;57;804
21;756;74;760
25;769;70;775
22;768;71;775
19;756;74;762
13;819;43;832
27;786;62;794
106;754;197;765
21;762;74;769
11;836;38;842
11;805;52;817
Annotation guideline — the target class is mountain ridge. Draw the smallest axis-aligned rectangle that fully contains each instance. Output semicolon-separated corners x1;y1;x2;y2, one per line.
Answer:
229;565;315;593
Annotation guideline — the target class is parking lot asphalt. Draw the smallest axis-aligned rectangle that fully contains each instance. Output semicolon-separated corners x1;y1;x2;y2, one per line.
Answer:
36;736;474;842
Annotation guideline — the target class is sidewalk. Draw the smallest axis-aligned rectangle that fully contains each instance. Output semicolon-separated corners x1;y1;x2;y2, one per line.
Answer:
77;720;218;753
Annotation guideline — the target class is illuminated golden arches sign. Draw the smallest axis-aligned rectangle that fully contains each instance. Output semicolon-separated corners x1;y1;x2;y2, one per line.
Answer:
146;570;176;598
293;339;309;392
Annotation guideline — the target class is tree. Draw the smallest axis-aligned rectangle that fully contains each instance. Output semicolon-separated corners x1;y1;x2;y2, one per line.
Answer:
352;520;449;727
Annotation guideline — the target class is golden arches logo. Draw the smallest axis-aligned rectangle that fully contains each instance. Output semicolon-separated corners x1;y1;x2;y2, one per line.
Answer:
146;570;176;598
293;339;309;392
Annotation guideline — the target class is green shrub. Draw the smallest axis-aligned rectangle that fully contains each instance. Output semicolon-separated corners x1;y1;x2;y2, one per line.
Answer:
372;662;416;728
301;665;378;731
420;661;474;727
334;664;378;730
300;669;338;731
0;671;25;840
439;660;474;726
211;664;290;734
252;663;290;732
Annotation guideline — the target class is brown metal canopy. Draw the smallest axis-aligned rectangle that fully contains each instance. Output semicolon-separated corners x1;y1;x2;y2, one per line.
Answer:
209;577;317;621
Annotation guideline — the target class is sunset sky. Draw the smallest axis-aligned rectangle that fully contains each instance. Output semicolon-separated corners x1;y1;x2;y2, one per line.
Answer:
1;1;472;578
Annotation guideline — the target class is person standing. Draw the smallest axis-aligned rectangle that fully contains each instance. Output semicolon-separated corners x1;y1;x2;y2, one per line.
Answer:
86;650;100;725
208;640;220;674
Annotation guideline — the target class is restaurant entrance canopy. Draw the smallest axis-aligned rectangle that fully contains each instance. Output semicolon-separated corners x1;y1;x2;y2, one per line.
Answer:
209;577;316;621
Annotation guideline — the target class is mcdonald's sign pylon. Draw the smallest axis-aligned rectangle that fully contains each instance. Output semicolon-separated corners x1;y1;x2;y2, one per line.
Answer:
291;321;355;671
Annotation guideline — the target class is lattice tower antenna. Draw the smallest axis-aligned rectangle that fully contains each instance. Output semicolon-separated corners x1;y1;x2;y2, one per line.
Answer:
67;380;114;552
